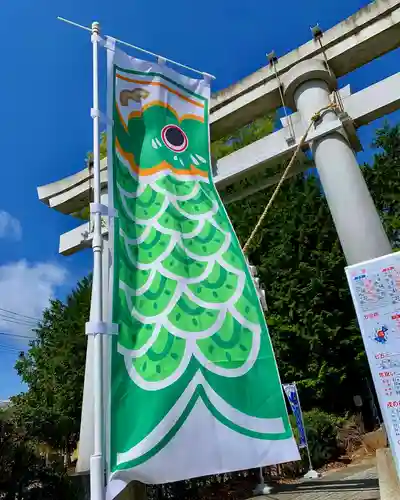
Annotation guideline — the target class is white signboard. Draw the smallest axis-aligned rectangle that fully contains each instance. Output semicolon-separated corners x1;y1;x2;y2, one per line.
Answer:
346;252;400;479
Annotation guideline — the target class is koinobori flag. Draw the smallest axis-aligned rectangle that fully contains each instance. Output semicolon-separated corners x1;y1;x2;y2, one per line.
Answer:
106;41;300;491
282;383;308;449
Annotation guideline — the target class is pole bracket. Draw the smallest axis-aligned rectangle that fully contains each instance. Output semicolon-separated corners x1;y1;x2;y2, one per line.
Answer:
90;108;114;126
202;73;213;84
337;111;363;153
90;203;117;218
267;50;278;66
311;24;323;41
91;33;102;44
103;36;116;51
85;321;119;336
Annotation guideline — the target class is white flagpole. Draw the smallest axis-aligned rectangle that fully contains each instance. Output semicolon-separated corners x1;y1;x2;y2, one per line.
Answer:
90;20;105;500
57;16;215;80
253;467;272;496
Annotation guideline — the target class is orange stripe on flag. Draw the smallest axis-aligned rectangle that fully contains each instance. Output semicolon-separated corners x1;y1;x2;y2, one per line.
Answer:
116;104;128;132
115;138;208;178
126;101;204;124
116;74;204;109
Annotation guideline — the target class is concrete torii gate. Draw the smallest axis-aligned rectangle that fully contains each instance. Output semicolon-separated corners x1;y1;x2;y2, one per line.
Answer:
37;0;400;480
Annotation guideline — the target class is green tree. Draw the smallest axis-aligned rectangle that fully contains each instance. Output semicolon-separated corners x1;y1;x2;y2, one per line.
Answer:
0;411;76;500
211;114;275;160
12;122;399;480
228;174;367;412
227;123;400;413
363;123;400;248
85;130;108;164
12;276;91;458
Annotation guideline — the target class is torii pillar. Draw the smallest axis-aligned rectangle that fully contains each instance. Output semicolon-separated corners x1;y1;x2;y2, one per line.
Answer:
282;59;392;265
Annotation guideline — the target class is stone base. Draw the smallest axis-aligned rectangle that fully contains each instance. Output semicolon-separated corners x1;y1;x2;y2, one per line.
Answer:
303;469;321;480
363;426;387;452
252;482;273;496
376;448;400;500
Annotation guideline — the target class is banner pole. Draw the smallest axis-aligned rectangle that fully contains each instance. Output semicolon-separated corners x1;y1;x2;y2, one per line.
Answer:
252;466;272;496
90;20;105;500
282;382;320;479
295;386;314;474
305;441;313;471
57;16;215;80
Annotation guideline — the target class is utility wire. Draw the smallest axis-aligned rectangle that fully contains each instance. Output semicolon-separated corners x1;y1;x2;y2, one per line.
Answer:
0;315;37;327
0;343;27;353
0;349;25;356
0;313;37;323
0;307;40;322
0;331;35;340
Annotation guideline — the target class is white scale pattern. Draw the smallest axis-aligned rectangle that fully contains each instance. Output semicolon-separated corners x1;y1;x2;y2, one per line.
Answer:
116;153;262;389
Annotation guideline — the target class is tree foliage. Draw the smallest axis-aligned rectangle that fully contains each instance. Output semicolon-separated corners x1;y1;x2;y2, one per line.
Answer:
12;276;91;456
227;123;400;412
227;174;366;411
14;124;400;426
6;123;400;496
86;130;108;164
363;123;400;248
211;114;275;160
0;412;76;500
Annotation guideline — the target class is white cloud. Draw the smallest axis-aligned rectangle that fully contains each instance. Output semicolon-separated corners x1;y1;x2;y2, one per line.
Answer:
0;211;22;241
0;260;68;341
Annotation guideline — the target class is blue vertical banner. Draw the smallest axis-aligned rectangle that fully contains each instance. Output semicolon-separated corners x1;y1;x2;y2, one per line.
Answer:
283;383;307;449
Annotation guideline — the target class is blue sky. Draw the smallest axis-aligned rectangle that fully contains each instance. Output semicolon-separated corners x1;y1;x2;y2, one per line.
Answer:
0;0;399;400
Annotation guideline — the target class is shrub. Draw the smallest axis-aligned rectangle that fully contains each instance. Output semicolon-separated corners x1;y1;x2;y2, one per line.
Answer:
290;409;346;469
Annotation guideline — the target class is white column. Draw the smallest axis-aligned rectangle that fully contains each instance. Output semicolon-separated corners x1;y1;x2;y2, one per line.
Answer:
76;192;110;476
102;236;111;478
284;60;391;265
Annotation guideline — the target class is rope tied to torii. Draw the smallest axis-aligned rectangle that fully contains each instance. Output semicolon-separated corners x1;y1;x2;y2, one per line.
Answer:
242;102;339;254
243;26;343;255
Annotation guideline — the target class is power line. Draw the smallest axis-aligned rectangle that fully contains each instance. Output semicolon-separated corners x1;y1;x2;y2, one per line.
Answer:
0;343;20;350
0;315;37;325
0;349;26;357
0;320;35;329
0;307;40;322
0;332;33;355
0;315;37;327
0;345;27;356
0;332;35;340
0;343;27;353
0;348;24;356
0;307;39;329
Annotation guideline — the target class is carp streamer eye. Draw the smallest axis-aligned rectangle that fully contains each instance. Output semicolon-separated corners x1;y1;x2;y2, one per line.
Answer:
161;125;188;153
